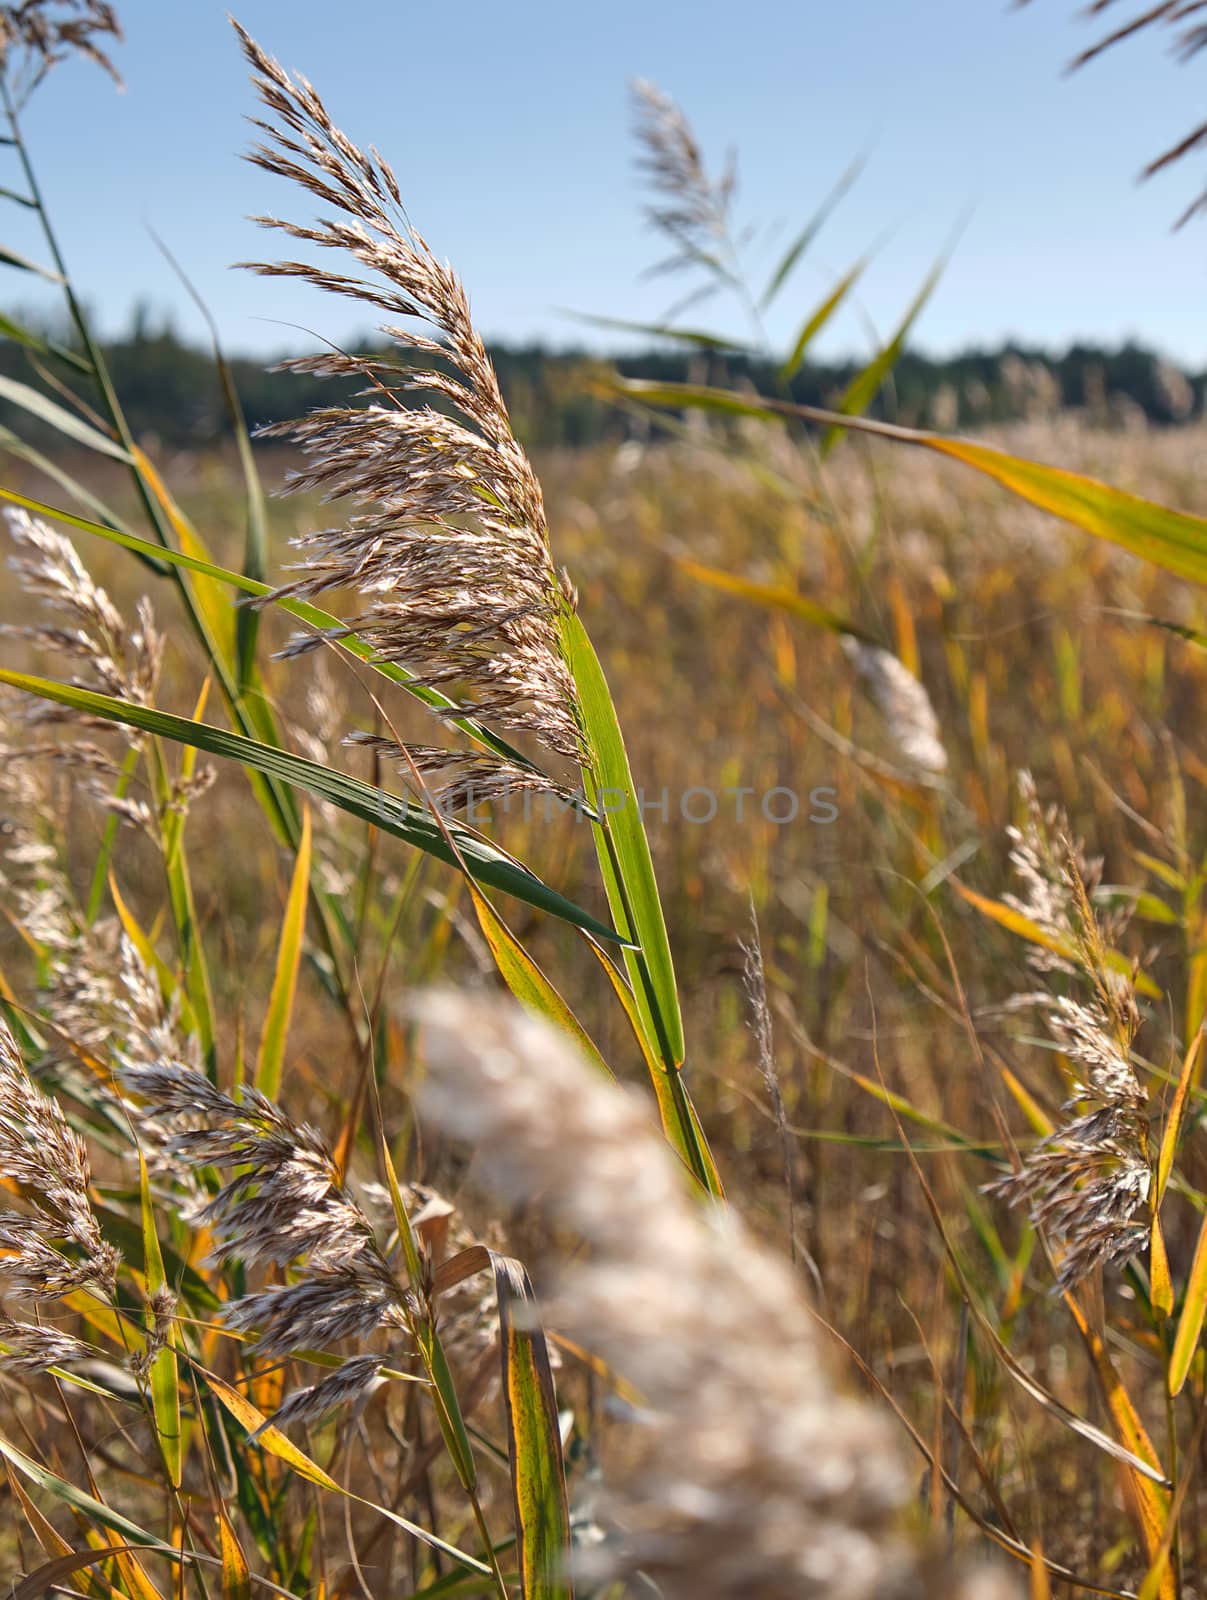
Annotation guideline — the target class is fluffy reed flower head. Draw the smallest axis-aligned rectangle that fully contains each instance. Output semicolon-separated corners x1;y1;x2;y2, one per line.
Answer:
0;1015;118;1299
991;992;1150;1290
1002;771;1126;974
630;78;736;278
120;1058;494;1438
991;774;1149;1289
414;991;923;1600
0;0;121;97
254;1352;385;1436
841;637;948;782
0;748;190;1097
4;508;162;709
113;934;201;1084
2;509;164;831
0;1311;88;1374
92;935;213;1200
121;1054;409;1358
235;25;585;809
0;705;72;936
344;735;580;814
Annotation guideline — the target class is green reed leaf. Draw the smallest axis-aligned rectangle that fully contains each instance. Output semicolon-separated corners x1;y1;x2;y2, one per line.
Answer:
562;610;683;1063
254;805;311;1099
0;373;130;460
760;154;864;310
821;250;948;454
779;256;868;382
0;668;628;945
494;1256;573;1600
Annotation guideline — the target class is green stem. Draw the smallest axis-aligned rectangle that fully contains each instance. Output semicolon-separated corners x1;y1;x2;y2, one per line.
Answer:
468;1488;512;1600
595;811;720;1196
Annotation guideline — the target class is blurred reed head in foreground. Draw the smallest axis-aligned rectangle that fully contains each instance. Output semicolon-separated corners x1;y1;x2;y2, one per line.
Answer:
414;991;1015;1600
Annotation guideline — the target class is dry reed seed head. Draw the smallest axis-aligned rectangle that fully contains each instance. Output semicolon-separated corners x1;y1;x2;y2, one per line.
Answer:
0;0;121;96
991;775;1151;1289
224;1267;413;1356
234;26;586;807
3;740;155;840
0;716;76;950
25;915;200;1176
994;1064;1150;1290
114;935;201;1077
414;992;685;1244
253;1352;385;1436
0;1015;118;1297
130;1284;177;1381
0;1311;88;1373
413;991;925;1600
1;514;164;830
29;922;200;1179
629;78;737;272
993;1112;1151;1291
122;1052;409;1355
1002;770;1129;975
0;906;198;1178
343;737;578;813
147;1076;375;1267
115;1055;233;1124
4;509;163;709
39;935;117;1061
1046;995;1144;1108
740;914;776;1082
17;882;76;956
180;1095;386;1271
840;637;948;781
221;1260;409;1358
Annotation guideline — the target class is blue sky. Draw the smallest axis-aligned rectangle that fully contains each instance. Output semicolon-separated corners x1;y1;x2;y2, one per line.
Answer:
5;0;1206;365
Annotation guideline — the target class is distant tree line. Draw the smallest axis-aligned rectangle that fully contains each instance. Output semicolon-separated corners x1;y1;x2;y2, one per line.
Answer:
0;306;1201;453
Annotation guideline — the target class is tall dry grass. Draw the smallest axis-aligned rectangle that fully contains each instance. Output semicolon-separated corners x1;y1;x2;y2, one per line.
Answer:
0;10;1206;1600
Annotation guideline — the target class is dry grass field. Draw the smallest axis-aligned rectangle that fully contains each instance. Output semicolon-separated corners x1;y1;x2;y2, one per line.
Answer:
3;10;1207;1600
3;411;1207;1597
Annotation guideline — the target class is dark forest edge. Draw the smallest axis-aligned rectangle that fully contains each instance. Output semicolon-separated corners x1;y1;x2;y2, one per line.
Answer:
1;309;1202;451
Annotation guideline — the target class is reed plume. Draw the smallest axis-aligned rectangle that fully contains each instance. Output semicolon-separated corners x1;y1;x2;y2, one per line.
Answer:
0;1013;118;1312
121;1055;410;1357
3;507;161;707
414;991;924;1600
841;637;948;782
2;507;164;830
0;0;122;96
120;1055;493;1436
0;704;73;948
630;77;736;280
0;1310;88;1373
235;23;585;810
1002;769;1125;972
990;774;1150;1289
992;993;1150;1289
